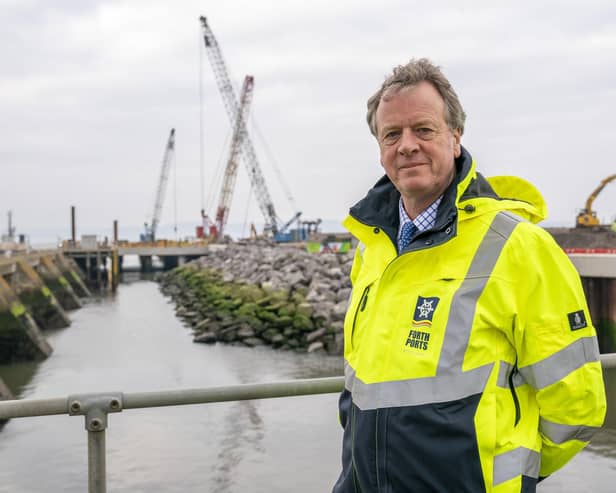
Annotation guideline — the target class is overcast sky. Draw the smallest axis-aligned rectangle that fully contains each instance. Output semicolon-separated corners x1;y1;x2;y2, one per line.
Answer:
2;0;615;243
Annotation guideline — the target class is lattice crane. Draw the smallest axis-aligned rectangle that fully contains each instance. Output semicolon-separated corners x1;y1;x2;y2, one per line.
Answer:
143;128;175;242
214;75;255;239
199;16;279;234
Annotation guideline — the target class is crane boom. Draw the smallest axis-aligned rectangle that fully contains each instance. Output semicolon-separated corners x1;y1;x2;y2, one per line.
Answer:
576;174;616;227
215;75;255;238
148;128;175;241
199;16;279;234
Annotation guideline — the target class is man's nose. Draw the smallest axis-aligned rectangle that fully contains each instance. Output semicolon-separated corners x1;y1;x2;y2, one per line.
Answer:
397;128;419;156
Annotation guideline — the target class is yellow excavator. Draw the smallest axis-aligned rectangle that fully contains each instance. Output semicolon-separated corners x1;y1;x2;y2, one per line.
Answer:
576;174;616;227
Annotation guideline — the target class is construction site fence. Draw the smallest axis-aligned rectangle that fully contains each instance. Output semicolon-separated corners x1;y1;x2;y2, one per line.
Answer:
1;353;616;493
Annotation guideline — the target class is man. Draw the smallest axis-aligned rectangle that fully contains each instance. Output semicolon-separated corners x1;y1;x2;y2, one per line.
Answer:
333;58;606;493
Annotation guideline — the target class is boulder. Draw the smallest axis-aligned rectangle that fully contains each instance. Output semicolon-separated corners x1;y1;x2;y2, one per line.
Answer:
307;341;325;353
193;332;217;344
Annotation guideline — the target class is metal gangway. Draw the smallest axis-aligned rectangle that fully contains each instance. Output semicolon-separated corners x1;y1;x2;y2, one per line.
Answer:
1;354;615;493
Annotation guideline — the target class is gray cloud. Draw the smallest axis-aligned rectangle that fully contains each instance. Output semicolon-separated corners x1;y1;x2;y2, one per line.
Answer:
1;0;615;243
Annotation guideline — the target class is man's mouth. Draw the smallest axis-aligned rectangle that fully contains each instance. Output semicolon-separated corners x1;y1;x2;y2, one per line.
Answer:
398;161;428;170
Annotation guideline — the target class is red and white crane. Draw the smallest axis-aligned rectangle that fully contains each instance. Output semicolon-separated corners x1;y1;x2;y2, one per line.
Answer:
199;16;280;235
214;75;255;239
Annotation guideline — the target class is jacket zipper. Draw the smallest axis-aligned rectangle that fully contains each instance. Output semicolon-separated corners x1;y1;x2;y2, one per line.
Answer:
508;361;521;426
351;285;371;336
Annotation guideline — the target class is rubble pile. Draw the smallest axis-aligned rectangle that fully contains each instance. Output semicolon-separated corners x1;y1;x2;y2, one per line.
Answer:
158;243;354;354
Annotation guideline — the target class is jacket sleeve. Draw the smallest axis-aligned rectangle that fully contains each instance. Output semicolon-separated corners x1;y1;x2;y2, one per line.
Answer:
512;225;606;478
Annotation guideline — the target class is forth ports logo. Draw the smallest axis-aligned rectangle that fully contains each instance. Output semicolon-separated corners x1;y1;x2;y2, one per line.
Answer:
405;296;439;351
412;296;439;328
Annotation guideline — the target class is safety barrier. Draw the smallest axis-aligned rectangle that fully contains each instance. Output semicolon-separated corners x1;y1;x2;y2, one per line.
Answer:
565;248;616;254
1;354;615;493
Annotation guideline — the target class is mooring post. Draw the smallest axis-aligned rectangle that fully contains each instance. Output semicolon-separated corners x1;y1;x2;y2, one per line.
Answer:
86;252;91;286
71;205;76;247
96;250;102;289
112;220;119;291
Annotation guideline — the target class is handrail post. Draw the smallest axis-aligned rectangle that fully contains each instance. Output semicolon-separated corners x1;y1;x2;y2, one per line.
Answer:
67;392;124;493
88;428;106;493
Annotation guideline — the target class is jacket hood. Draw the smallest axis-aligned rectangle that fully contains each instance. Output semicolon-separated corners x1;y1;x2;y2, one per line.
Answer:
345;146;547;242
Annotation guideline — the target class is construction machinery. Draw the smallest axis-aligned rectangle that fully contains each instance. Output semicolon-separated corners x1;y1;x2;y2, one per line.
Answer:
576;174;616;227
141;128;176;242
272;213;322;243
200;16;295;236
212;75;255;240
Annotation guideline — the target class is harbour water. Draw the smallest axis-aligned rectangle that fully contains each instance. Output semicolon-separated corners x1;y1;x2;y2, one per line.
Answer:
0;276;614;492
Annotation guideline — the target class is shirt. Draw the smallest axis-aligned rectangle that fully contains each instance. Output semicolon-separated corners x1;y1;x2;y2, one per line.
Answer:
397;196;442;252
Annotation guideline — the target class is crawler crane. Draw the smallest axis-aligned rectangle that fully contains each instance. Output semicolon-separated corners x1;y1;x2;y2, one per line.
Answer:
213;75;255;240
142;128;176;242
200;16;296;236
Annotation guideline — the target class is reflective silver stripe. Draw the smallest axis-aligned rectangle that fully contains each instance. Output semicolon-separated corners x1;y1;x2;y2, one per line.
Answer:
518;336;600;390
493;447;540;486
344;360;355;391
438;212;519;374
497;361;528;388
344;361;493;410
512;371;525;387
497;360;513;388
357;242;366;259
540;417;600;444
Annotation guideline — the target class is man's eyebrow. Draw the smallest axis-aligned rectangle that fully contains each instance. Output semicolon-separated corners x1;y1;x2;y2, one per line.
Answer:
412;118;438;127
379;123;400;135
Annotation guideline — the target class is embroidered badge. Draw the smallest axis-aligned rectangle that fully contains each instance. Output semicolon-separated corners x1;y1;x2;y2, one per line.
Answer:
568;310;587;331
412;296;440;328
405;296;440;351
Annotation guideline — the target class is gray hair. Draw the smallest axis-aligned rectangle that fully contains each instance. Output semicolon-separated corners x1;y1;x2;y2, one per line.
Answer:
366;58;466;137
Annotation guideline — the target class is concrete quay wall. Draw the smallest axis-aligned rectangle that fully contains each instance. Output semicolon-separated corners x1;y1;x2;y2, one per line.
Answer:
0;251;92;401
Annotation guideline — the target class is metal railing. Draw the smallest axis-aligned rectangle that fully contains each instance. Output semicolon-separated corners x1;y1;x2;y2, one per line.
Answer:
1;353;615;493
0;376;344;493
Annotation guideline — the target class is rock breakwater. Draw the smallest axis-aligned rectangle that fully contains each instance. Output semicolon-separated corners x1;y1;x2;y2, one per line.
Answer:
158;243;354;354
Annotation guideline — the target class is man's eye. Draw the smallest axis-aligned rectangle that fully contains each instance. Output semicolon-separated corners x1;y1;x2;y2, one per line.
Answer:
383;130;400;141
415;128;435;139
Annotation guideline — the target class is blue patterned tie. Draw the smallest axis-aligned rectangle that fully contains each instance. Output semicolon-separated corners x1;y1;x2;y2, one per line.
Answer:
398;221;417;252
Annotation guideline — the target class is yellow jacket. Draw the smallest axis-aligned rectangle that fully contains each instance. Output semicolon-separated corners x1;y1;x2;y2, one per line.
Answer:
333;148;606;493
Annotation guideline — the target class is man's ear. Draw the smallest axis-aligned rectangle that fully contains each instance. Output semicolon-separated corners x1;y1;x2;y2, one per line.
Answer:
453;129;462;158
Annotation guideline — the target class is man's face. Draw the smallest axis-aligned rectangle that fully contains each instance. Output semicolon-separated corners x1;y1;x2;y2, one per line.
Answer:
375;81;461;213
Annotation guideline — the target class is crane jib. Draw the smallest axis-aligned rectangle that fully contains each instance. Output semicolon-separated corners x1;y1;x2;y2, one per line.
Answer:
199;16;280;235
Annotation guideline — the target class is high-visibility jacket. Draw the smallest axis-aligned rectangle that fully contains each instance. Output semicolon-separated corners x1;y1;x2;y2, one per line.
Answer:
333;147;606;493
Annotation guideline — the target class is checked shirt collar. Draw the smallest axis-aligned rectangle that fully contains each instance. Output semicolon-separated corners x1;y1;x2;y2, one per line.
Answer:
397;195;443;253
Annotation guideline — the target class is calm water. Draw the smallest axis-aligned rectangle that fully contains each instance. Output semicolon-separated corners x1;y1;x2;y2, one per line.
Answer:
0;277;614;492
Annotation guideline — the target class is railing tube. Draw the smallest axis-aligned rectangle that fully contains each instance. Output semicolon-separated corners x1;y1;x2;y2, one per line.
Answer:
600;352;616;368
88;430;106;493
123;376;344;410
